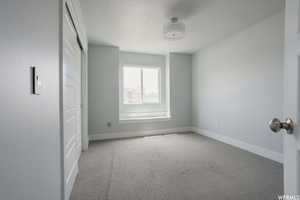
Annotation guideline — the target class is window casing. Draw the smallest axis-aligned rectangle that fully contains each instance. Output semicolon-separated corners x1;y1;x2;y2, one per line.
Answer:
120;64;169;121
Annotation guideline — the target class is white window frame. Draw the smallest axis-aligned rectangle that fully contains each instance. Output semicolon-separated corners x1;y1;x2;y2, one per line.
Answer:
122;65;161;105
119;63;170;122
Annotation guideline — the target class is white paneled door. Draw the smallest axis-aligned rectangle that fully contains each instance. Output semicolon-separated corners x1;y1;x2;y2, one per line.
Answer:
282;0;300;195
63;4;82;200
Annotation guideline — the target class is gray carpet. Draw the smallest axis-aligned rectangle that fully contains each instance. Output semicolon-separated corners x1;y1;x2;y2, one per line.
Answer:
70;133;283;200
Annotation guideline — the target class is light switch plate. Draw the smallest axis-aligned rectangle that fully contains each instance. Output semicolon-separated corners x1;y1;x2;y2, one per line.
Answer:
32;67;42;95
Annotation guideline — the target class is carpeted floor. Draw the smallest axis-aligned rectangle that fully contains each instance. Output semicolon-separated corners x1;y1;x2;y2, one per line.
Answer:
70;133;283;200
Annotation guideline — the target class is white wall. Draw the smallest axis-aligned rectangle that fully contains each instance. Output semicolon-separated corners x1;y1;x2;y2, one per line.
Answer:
0;0;61;199
120;51;166;67
192;12;284;154
88;45;192;136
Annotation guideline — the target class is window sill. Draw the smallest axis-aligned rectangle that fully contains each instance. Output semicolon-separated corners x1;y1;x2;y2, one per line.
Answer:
119;114;171;124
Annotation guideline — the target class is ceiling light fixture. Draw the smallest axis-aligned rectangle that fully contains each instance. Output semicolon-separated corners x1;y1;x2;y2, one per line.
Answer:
163;17;186;40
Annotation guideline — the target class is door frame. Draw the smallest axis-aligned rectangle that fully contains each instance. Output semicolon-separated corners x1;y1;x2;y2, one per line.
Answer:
81;49;89;151
283;0;300;195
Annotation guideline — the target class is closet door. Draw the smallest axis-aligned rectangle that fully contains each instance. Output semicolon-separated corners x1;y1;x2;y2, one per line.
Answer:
63;5;82;199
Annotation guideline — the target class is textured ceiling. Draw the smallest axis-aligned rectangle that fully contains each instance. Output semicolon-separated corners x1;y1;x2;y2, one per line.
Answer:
80;0;284;54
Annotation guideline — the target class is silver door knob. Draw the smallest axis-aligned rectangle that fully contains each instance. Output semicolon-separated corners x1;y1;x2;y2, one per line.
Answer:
269;118;294;134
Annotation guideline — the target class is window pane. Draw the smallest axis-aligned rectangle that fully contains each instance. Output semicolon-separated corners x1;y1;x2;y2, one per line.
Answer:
123;67;142;104
143;68;160;103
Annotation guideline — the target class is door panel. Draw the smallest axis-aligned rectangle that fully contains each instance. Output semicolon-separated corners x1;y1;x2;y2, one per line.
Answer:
63;4;82;199
284;0;300;195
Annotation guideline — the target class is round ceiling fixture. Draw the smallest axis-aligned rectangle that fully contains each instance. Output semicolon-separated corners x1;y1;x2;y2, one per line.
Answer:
163;17;186;40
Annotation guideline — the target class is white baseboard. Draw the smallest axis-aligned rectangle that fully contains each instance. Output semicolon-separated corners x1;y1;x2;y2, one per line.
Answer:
191;127;283;163
89;126;193;141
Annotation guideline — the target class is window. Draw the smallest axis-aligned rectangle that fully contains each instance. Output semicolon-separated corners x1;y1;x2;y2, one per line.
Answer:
119;56;170;122
123;66;160;105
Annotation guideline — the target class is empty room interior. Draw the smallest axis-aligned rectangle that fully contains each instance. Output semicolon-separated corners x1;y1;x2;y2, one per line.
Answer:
2;0;300;200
